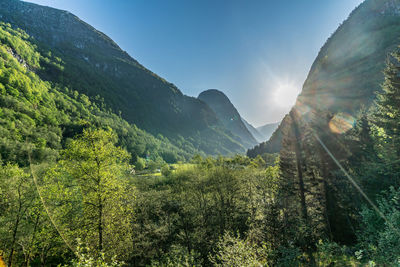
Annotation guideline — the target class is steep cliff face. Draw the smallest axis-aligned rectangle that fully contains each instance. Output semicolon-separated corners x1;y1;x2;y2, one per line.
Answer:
198;89;258;149
0;0;244;155
250;0;400;155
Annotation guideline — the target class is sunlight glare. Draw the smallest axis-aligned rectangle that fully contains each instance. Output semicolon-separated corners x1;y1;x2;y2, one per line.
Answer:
273;80;299;108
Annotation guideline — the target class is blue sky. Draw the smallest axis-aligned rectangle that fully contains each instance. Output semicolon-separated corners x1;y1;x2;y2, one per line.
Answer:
25;0;363;126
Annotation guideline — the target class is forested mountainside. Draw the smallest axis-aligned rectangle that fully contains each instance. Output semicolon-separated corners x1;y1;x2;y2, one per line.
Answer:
0;0;245;155
241;117;265;143
247;120;283;158
0;22;193;165
198;89;258;149
2;0;400;266
249;0;400;156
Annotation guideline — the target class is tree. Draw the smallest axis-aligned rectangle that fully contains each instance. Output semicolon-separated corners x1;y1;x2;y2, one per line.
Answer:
374;54;400;155
135;157;146;171
277;111;311;253
357;187;400;265
51;128;134;259
0;163;36;267
161;164;172;176
370;51;400;188
209;233;268;267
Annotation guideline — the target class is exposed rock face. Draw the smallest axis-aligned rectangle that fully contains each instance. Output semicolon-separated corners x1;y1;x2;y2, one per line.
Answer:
198;89;258;149
7;47;29;69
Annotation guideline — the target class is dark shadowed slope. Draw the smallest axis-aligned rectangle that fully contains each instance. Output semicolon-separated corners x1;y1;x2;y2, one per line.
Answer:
198;89;258;149
0;0;244;155
241;118;265;143
0;22;197;165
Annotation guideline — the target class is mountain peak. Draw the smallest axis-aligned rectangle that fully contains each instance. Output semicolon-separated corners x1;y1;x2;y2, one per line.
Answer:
249;0;400;156
198;89;230;100
198;89;258;148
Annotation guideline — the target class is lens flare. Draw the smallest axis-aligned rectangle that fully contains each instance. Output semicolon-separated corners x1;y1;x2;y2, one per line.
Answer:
294;100;311;116
329;113;355;134
314;133;400;239
273;81;299;108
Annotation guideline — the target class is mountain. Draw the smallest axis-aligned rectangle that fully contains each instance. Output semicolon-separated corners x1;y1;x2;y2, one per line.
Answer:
249;0;400;156
0;0;244;155
256;122;279;141
198;89;258;149
0;22;196;165
241;118;265;143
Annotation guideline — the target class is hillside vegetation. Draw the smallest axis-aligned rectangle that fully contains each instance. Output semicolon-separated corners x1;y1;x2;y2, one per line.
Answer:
198;89;258;149
3;56;400;264
0;0;245;155
0;22;194;166
1;0;400;266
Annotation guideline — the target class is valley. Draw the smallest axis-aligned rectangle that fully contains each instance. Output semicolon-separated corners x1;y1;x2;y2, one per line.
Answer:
1;0;400;266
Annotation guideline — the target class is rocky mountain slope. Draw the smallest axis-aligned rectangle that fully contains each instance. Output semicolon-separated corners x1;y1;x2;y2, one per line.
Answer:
241;118;265;143
249;0;400;156
198;89;258;149
0;0;244;155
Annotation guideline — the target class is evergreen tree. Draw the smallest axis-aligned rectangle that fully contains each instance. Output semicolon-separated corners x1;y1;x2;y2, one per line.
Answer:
371;51;400;187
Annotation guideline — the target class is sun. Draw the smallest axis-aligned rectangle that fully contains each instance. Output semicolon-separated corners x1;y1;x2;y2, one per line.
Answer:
273;81;299;108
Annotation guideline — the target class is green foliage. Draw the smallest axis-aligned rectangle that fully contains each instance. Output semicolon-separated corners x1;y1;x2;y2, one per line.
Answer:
209;233;269;267
198;89;258;149
273;245;304;267
42;128;135;260
0;1;246;156
134;157;146;171
161;164;172;177
0;22;191;165
2;2;400;266
129;155;280;265
357;187;400;265
269;33;400;266
147;160;161;172
63;239;123;267
314;241;358;266
0;163;36;267
150;245;202;267
0;129;137;265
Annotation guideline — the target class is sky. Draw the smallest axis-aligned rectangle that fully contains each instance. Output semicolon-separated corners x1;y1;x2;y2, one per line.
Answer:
25;0;364;127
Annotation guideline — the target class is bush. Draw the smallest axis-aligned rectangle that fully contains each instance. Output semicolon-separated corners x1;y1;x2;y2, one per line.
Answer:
150;245;201;267
209;233;268;267
161;165;171;176
135;157;146;171
357;186;400;265
315;240;358;266
62;240;124;267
